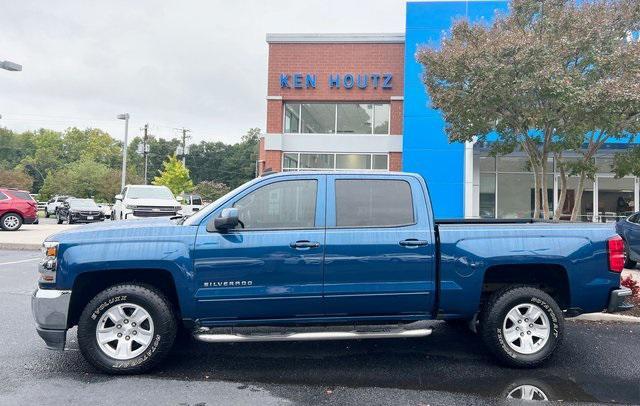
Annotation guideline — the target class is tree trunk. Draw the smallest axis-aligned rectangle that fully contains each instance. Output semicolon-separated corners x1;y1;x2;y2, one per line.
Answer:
540;155;550;220
553;154;567;221
570;172;586;222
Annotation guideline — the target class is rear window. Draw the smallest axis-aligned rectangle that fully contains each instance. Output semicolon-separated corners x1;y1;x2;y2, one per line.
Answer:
8;191;33;201
192;197;202;205
0;192;7;200
335;179;414;227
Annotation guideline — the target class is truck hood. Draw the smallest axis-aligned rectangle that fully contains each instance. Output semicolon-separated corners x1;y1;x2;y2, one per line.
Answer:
45;217;187;244
124;198;180;207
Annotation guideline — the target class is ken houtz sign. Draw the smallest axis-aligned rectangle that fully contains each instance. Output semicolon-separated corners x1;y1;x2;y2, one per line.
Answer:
280;73;393;89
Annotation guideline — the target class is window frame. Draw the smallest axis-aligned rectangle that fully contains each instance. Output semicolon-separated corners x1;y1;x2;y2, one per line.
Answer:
331;178;417;229
0;192;8;201
283;102;391;136
229;178;320;232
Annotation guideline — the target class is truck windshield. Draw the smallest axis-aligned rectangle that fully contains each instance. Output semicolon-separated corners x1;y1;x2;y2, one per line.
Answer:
127;187;175;200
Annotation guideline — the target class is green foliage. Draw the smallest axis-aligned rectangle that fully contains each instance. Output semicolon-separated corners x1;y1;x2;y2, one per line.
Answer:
0;168;33;190
152;155;194;195
613;147;640;178
38;159;140;202
193;180;231;202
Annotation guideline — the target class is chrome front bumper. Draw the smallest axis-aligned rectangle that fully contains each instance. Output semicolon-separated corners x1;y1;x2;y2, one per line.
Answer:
31;288;71;350
607;287;634;313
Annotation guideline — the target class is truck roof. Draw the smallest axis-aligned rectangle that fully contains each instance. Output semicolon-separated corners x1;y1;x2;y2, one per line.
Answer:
262;170;419;178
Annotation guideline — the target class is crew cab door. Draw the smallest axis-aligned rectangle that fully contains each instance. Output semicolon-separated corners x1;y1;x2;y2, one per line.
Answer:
323;174;436;317
193;174;326;322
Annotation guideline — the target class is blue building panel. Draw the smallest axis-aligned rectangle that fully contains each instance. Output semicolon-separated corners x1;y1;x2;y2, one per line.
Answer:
403;1;508;218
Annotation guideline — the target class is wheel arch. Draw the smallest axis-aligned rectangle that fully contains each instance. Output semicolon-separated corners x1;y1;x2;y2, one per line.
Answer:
67;268;182;328
481;264;570;310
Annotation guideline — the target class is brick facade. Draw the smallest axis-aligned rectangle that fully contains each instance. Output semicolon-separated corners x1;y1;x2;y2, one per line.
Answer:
259;36;405;174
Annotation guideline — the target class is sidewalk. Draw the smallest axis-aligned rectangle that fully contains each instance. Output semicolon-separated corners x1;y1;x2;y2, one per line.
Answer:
0;222;78;250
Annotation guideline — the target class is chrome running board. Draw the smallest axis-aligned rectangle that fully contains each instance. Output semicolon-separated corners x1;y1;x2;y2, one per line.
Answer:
193;327;432;343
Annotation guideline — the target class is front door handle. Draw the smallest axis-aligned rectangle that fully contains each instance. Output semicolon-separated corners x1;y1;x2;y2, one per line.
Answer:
290;240;321;249
399;239;428;248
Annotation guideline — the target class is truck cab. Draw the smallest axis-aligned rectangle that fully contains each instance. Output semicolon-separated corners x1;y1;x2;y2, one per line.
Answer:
31;171;633;374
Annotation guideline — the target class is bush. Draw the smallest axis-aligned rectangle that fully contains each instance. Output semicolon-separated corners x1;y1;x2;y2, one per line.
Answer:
621;276;640;299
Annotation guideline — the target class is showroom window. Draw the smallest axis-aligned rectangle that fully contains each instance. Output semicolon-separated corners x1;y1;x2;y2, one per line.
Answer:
283;153;388;171
284;103;390;135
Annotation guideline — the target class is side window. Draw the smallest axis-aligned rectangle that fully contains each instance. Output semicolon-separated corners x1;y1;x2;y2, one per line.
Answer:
233;180;317;230
630;213;640;224
335;179;414;228
0;192;7;200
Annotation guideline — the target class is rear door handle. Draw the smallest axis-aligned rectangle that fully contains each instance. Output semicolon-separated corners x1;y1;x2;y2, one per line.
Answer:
399;239;428;248
290;240;321;249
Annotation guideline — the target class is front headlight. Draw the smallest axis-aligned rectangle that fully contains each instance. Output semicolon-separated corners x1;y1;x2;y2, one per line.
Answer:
125;204;137;210
39;241;59;284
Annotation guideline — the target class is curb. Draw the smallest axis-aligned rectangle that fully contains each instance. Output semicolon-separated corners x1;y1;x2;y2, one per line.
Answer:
0;243;41;251
571;313;640;323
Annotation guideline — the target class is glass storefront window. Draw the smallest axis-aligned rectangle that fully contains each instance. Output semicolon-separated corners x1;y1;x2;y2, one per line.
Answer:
597;177;635;222
497;173;553;219
299;153;334;169
596;157;615;173
301;104;336;134
336;154;371;170
372;154;388;170
479;173;496;218
479;156;495;172
285;103;390;135
556;176;594;222
373;104;390;134
337;104;373;134
497;156;553;173
284;104;300;133
282;153;299;170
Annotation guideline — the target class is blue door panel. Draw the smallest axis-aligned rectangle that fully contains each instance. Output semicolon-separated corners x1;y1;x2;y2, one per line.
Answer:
193;174;326;321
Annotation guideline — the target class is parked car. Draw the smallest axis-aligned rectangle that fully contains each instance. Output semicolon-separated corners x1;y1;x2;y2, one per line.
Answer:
56;198;105;224
0;188;38;231
616;211;640;268
179;193;204;215
44;196;70;218
32;171;633;374
111;185;182;220
97;203;112;219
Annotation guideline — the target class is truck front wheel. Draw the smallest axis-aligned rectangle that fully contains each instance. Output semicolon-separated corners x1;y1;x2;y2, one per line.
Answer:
77;284;177;374
479;286;564;368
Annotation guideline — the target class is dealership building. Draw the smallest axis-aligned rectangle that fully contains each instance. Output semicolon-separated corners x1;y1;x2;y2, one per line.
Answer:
258;0;640;221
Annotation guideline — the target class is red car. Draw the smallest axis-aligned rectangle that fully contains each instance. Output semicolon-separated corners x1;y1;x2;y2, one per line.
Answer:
0;188;38;231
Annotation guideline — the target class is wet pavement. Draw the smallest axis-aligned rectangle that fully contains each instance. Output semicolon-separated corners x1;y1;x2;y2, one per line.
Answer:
1;249;638;405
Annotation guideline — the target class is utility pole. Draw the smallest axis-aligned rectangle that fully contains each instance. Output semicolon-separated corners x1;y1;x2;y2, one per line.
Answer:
179;128;191;166
117;114;130;192
142;124;149;184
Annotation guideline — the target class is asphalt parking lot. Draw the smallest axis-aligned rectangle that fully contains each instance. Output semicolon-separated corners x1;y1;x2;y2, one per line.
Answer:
1;249;639;405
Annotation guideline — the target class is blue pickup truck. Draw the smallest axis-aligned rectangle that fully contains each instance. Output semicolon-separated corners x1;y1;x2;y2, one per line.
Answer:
31;171;633;374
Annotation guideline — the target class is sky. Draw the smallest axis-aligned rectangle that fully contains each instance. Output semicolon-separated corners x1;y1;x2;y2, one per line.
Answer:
0;0;407;144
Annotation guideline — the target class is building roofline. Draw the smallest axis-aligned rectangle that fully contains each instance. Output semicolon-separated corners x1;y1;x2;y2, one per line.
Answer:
266;33;405;44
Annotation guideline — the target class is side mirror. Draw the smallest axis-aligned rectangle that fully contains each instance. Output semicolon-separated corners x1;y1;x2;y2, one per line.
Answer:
207;207;239;232
176;195;184;202
115;194;123;201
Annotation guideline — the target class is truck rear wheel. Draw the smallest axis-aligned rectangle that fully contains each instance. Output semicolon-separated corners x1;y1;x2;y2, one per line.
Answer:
77;284;177;374
479;286;563;368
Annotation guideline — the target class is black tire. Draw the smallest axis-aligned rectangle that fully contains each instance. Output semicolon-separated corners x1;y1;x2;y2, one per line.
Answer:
44;209;50;218
77;284;177;374
67;215;74;225
0;213;23;231
56;214;63;225
479;286;564;368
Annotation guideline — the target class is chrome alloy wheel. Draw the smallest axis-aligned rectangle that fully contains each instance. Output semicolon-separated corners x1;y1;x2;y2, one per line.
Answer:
506;384;549;401
3;214;20;230
96;303;155;360
502;303;550;355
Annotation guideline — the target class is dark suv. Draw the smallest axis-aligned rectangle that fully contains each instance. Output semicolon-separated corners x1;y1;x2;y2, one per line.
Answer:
0;188;38;231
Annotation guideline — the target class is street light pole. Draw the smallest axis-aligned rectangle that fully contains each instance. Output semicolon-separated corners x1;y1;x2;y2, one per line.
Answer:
117;113;130;192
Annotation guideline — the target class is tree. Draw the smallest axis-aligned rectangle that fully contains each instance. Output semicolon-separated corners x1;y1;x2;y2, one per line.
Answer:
193;180;231;202
417;0;640;220
152;154;194;195
0;168;34;190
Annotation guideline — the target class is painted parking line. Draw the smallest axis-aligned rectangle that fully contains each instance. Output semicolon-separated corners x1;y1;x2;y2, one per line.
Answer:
0;258;40;266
